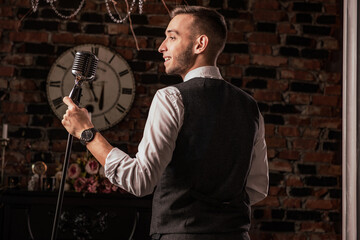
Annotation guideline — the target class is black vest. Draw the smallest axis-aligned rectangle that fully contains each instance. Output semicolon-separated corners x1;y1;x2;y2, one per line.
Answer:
150;78;260;236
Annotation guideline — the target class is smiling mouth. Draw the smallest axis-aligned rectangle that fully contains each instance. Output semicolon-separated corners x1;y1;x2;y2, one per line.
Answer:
164;57;171;62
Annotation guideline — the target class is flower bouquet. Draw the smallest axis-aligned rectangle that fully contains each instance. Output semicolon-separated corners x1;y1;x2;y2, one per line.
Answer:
64;153;126;194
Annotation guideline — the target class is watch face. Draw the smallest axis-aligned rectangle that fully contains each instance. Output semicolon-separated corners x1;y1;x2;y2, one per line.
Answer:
46;44;136;131
81;129;94;141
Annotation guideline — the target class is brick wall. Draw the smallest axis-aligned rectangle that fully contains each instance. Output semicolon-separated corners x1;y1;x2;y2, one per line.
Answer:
0;0;342;239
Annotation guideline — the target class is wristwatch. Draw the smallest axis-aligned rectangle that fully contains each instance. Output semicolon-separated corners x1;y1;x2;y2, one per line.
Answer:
80;128;98;145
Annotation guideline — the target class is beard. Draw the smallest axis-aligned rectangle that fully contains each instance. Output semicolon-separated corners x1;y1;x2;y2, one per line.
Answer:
165;44;194;76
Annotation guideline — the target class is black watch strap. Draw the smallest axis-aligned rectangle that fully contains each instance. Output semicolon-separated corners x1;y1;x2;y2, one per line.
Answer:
80;128;98;145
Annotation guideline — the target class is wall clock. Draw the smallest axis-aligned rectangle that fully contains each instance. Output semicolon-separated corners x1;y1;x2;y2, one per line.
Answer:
46;44;135;131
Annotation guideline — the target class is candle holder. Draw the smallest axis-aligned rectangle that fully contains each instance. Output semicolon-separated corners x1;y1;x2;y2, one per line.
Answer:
1;137;9;187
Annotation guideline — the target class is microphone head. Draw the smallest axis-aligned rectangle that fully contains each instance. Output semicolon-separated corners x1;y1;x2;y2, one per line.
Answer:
72;51;99;82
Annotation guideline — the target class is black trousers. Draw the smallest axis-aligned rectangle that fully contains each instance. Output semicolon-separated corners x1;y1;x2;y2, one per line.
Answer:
151;232;250;240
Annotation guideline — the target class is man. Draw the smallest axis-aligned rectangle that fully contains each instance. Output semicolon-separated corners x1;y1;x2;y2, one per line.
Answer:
62;5;268;240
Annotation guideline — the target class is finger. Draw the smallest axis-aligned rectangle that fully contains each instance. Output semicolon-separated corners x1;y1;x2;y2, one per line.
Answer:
63;96;78;109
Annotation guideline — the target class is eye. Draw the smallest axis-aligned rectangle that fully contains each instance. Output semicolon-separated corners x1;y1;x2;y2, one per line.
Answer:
169;36;176;40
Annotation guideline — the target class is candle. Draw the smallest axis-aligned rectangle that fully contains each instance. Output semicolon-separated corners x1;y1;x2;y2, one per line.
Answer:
2;124;7;139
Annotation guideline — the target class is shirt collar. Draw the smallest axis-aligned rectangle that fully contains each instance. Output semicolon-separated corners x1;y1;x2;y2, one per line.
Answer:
183;66;223;82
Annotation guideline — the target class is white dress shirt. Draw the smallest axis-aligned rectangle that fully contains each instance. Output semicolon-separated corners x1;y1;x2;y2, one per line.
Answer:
105;66;269;205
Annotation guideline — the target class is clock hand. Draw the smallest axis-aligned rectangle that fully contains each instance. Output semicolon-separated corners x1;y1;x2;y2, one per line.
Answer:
99;83;105;110
89;82;98;102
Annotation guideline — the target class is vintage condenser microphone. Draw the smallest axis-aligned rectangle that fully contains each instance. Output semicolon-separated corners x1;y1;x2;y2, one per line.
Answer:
51;51;98;240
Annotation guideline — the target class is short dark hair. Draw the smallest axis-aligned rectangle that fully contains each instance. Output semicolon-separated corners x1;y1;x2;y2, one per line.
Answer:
170;5;227;57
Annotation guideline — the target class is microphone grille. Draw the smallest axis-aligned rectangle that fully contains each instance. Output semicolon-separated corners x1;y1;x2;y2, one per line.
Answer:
72;51;99;81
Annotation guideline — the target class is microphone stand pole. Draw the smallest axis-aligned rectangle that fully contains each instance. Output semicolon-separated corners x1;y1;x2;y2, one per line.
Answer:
51;79;83;240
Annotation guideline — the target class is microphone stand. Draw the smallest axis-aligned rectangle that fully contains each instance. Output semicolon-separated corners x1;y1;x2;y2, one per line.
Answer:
51;78;83;240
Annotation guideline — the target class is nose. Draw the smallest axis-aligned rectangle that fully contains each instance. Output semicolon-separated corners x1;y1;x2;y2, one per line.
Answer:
158;38;167;53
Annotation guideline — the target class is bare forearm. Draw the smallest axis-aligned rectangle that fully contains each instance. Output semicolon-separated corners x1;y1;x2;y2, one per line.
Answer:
85;132;114;166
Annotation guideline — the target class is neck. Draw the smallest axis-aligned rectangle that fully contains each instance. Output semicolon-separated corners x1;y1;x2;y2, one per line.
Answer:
181;56;216;79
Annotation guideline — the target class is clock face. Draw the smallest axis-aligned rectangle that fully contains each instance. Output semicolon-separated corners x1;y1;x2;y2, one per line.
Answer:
46;44;135;131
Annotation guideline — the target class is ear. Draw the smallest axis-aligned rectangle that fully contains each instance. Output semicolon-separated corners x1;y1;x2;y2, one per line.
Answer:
194;35;209;54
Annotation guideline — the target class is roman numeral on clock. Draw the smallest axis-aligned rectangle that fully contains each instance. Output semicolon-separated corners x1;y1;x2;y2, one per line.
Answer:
116;104;126;113
49;81;61;88
52;97;64;109
122;88;133;95
119;69;129;77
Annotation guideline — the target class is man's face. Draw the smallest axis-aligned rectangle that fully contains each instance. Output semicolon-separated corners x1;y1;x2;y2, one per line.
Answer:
158;14;196;78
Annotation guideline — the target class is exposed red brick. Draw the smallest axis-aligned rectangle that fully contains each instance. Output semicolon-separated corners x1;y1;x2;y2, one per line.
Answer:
254;196;280;207
232;20;255;32
286;116;311;126
253;0;280;9
286;175;303;187
74;35;109;45
9;31;48;43
290;59;322;71
117;48;134;60
278;126;300;137
142;3;170;14
303;152;335;163
253;10;288;22
289;93;311;105
293;139;318;150
1;102;25;113
303;128;321;138
321;38;339;50
268;80;289;91
225;65;242;77
51;33;75;44
281;69;315;81
269;160;293;172
265;124;276;136
0;20;19;29
10;78;37;91
317;165;341;176
267;149;277;158
252;55;288;67
279;150;300;160
277;23;297;34
319;72;341;83
249;43;272;55
268;186;284;196
217;53;232;65
325;85;341;95
227;32;244;42
7;114;30;125
305;199;340;210
0;6;13;17
3;55;33;66
0;43;12;52
313;188;328;198
300;221;333;233
312;95;340;107
116;36;147;49
271;233;307;240
247;32;279;44
0;66;15;77
148;15;170;26
266;137;287;148
0;78;7;88
254;90;282;102
312;118;341;129
107;23;129;35
283;197;302;208
304;106;333;117
234;55;250;65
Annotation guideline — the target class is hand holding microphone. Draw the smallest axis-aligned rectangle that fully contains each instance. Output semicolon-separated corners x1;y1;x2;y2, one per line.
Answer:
61;51;98;139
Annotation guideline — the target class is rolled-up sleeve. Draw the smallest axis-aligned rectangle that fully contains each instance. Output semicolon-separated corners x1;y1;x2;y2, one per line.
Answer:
246;113;269;205
104;87;184;197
